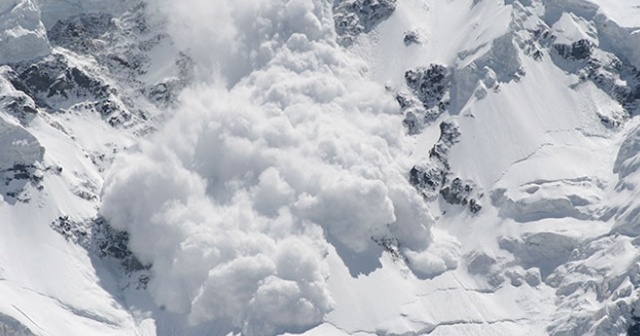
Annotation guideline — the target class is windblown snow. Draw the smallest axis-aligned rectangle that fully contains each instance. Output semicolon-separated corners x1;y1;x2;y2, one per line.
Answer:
2;0;640;335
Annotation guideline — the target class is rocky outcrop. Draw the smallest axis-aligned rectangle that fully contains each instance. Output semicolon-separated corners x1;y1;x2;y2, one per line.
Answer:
333;0;397;45
403;31;422;46
409;120;483;213
51;215;149;287
0;67;38;124
409;121;460;200
6;53;135;127
12;54;111;102
0;118;45;203
48;13;115;51
1;3;192;130
440;177;482;213
397;64;451;133
553;39;593;61
544;28;640;124
46;6;193;109
405;64;451;111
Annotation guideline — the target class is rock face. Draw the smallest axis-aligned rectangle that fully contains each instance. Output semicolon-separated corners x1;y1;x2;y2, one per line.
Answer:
403;30;421;46
13;54;111;101
409;121;459;200
8;53;135;126
36;0;132;28
409;120;482;214
2;2;191;129
405;64;451;111
49;6;193;109
553;39;594;61
48;13;115;51
0;67;38;124
0;0;51;64
544;20;640;124
50;215;148;280
440;177;481;213
0;3;186;334
333;0;397;45
397;64;452;134
0;117;44;203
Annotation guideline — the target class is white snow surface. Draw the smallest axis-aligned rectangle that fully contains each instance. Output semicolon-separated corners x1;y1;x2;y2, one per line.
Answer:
2;0;640;335
0;0;50;63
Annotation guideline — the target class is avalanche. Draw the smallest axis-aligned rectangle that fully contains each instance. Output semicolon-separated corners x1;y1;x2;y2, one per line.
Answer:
1;0;640;335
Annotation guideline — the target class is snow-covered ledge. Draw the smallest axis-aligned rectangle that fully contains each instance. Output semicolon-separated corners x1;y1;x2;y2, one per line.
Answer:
0;0;51;64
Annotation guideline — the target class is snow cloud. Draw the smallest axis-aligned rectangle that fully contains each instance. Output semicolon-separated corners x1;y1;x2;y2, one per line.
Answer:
100;0;459;334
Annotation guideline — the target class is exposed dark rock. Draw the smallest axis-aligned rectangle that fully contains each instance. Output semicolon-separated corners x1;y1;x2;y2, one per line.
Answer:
526;27;556;62
0;90;38;125
397;64;452;133
3;164;43;184
554;39;593;61
93;217;148;272
371;236;406;263
50;215;151;292
395;92;441;134
333;0;397;45
409;120;482;212
469;198;482;213
570;39;593;60
410;165;445;198
532;27;555;43
598;112;624;128
52;215;88;242
1;163;44;203
145;78;185;108
532;49;543;61
48;13;115;52
51;215;149;275
629;312;640;336
584;60;640;117
11;54;112;105
395;91;413;109
16;2;194;129
440;177;482;213
405;64;451;110
402;110;420;134
548;36;640;119
440;177;473;205
403;31;421;46
4;53;143;127
428;121;461;169
436;120;461;147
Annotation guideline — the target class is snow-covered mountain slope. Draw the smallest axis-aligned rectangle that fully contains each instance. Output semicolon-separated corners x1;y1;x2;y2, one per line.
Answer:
2;0;640;335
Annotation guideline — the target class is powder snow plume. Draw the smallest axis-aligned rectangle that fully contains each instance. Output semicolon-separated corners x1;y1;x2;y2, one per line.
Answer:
100;0;460;334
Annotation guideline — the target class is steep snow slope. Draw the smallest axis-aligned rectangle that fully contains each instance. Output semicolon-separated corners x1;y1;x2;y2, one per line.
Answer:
2;0;640;335
0;1;185;335
0;0;50;64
